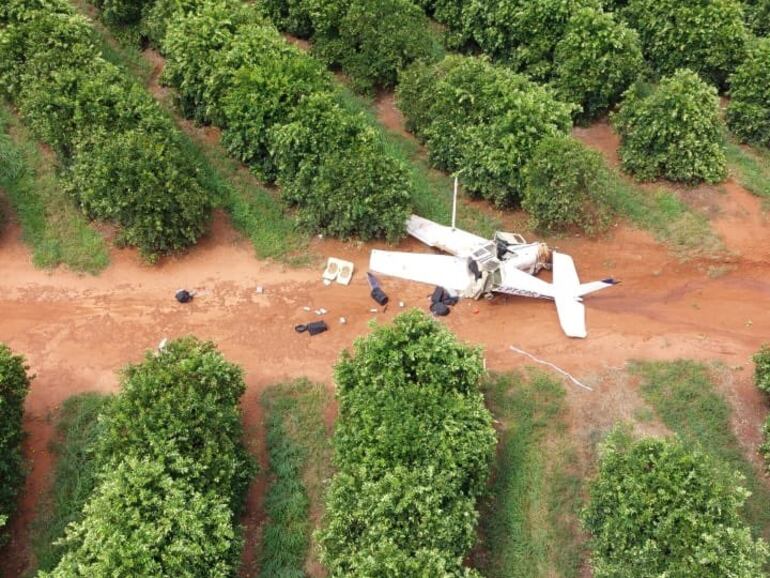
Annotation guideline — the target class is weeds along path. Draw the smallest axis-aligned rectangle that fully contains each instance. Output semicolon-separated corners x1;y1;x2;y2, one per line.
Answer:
575;120;770;262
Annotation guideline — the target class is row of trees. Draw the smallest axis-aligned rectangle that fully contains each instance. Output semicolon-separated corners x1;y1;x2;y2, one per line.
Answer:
40;337;255;577
318;311;496;575
262;0;440;93
0;0;213;260
95;0;413;241
584;428;768;577
756;346;770;470
0;344;30;543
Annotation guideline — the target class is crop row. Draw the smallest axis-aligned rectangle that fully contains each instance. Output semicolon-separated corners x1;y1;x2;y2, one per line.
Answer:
40;337;255;577
96;0;414;241
398;55;575;208
0;0;212;260
317;311;496;576
0;344;30;544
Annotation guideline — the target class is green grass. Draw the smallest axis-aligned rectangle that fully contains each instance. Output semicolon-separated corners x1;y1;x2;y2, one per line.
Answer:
0;106;109;274
475;371;585;578
632;360;770;546
258;379;332;577
27;393;111;575
605;171;725;259
726;140;770;204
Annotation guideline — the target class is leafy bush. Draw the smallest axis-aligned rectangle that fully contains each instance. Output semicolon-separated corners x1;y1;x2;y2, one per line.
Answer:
523;135;613;234
624;0;748;87
755;344;770;395
744;0;770;35
727;38;770;148
67;130;211;260
157;0;412;240
0;344;31;544
613;69;727;183
309;0;439;93
762;417;770;473
92;0;150;25
258;0;439;92
397;55;574;206
442;0;602;79
318;311;496;576
260;0;314;37
42;337;255;577
0;0;212;258
583;429;769;577
553;7;644;120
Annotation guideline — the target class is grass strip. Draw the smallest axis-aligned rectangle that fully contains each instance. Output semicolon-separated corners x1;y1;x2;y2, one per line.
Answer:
476;371;584;578
632;360;770;546
725;140;770;203
259;379;332;577
28;393;111;575
0;107;109;274
605;171;725;259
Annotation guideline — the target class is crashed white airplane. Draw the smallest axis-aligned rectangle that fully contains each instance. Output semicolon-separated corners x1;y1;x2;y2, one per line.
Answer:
370;215;618;338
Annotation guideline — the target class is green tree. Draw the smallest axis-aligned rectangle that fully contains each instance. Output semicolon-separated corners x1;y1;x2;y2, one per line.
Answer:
624;0;748;87
459;0;602;79
41;337;255;577
522;135;613;234
727;38;770;148
309;0;439;93
398;55;575;206
744;0;770;36
613;69;727;183
553;7;644;120
0;344;31;544
583;429;769;577
318;311;495;577
754;344;770;395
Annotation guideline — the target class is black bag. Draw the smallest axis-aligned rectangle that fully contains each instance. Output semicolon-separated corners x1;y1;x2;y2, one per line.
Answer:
371;287;389;306
431;286;447;304
175;290;193;304
430;301;451;316
431;286;458;306
295;321;328;336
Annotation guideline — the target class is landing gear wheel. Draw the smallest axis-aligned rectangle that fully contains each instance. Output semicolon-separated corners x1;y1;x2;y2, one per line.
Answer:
483;292;495;301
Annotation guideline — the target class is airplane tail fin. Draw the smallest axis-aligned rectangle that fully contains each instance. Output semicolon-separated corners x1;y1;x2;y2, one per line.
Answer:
551;253;618;338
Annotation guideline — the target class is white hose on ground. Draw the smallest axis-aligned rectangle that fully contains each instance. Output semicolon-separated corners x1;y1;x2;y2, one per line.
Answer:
509;345;593;391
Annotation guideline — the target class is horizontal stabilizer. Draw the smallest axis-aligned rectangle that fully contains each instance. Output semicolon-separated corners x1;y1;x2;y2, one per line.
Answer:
578;278;619;297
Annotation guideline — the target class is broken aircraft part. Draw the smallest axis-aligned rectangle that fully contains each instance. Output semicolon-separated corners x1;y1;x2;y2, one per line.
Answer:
369;215;618;338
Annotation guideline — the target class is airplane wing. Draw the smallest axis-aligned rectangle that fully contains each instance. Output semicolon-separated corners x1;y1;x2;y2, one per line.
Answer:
369;250;473;293
552;252;586;338
406;215;490;258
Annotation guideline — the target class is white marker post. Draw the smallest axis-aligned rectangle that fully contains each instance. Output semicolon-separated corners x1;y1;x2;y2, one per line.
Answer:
452;174;459;230
451;168;465;230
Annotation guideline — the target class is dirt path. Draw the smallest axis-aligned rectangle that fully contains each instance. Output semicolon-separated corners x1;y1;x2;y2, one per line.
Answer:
1;192;769;574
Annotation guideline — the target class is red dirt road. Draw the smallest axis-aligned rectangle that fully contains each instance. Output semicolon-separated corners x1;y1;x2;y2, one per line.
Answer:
1;199;768;575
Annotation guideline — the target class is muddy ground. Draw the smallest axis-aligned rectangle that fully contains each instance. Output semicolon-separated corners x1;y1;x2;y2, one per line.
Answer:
1;98;770;577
